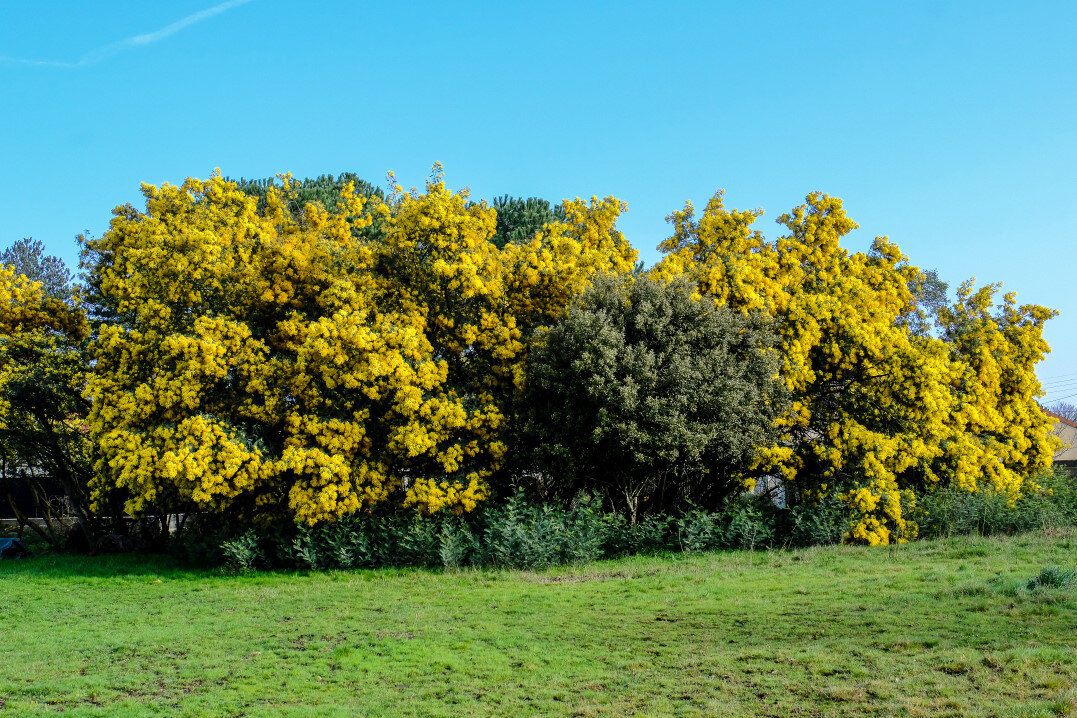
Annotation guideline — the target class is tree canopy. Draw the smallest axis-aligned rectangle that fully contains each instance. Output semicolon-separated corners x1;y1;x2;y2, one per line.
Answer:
1;238;74;300
652;190;1057;543
79;169;636;524
0;169;1057;545
522;274;787;521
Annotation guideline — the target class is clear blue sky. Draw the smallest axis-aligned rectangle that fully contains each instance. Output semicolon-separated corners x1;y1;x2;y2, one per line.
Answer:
3;1;1075;401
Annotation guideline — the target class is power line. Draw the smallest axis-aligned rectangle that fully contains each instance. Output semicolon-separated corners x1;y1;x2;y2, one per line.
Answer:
1042;380;1077;391
1041;372;1077;381
1042;371;1077;380
1041;381;1077;389
1041;374;1077;385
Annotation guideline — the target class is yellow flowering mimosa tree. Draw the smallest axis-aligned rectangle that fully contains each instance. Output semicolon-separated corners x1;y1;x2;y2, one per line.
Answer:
83;168;636;524
653;190;1057;543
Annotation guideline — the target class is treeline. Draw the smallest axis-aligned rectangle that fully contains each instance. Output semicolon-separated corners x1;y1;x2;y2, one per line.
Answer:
0;167;1063;555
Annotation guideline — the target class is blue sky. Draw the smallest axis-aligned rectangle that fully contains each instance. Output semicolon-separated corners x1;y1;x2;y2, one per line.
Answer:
3;1;1075;401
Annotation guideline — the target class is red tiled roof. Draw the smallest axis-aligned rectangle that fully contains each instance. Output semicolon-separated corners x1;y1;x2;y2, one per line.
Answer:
1044;408;1077;430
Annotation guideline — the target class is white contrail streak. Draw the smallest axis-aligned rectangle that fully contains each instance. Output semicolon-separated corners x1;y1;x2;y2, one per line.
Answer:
0;0;256;68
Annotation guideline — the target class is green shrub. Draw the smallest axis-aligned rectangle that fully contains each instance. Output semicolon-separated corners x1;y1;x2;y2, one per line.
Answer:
1037;467;1077;524
220;531;262;572
1027;566;1076;591
783;495;849;547
520;274;788;520
601;514;674;557
438;523;477;569
674;497;778;551
675;510;718;552
207;494;613;572
187;467;1075;572
481;500;576;569
914;469;1074;539
716;498;776;550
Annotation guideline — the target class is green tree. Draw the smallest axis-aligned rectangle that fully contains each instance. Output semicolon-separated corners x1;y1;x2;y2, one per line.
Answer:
1;238;74;300
0;261;108;546
230;172;384;215
905;267;949;336
489;195;565;249
520;274;788;522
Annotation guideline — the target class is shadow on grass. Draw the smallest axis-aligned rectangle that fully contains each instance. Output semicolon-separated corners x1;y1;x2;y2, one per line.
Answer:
2;526;1073;582
0;545;471;582
0;548;215;580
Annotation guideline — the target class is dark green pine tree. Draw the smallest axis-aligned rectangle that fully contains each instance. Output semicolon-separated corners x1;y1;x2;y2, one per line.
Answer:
230;172;384;211
0;238;74;300
488;196;566;250
230;172;386;241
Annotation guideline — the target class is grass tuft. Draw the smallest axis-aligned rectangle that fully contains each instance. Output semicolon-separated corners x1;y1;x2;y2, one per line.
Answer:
1028;566;1077;591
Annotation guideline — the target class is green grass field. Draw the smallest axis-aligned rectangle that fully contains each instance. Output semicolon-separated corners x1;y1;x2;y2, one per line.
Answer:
3;530;1076;717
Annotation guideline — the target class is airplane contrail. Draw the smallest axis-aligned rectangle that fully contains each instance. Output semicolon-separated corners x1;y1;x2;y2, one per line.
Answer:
0;0;257;68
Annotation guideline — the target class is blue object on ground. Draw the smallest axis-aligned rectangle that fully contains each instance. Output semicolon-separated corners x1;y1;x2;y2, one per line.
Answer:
0;537;31;559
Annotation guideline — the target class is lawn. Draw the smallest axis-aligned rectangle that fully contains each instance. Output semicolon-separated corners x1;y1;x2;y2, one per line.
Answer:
3;530;1076;717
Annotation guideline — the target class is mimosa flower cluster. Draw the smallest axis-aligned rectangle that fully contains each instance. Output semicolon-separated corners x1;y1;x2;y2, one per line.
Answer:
0;169;1058;545
653;191;1058;543
80;169;636;523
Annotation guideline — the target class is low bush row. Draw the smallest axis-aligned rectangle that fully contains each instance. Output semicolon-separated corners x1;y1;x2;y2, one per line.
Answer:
174;468;1076;572
169;493;843;571
914;468;1077;538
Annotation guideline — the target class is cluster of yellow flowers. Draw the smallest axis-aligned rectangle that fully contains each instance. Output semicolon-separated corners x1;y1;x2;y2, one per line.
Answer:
0;271;84;455
83;169;635;524
653;190;1058;543
62;170;1058;539
0;265;86;339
